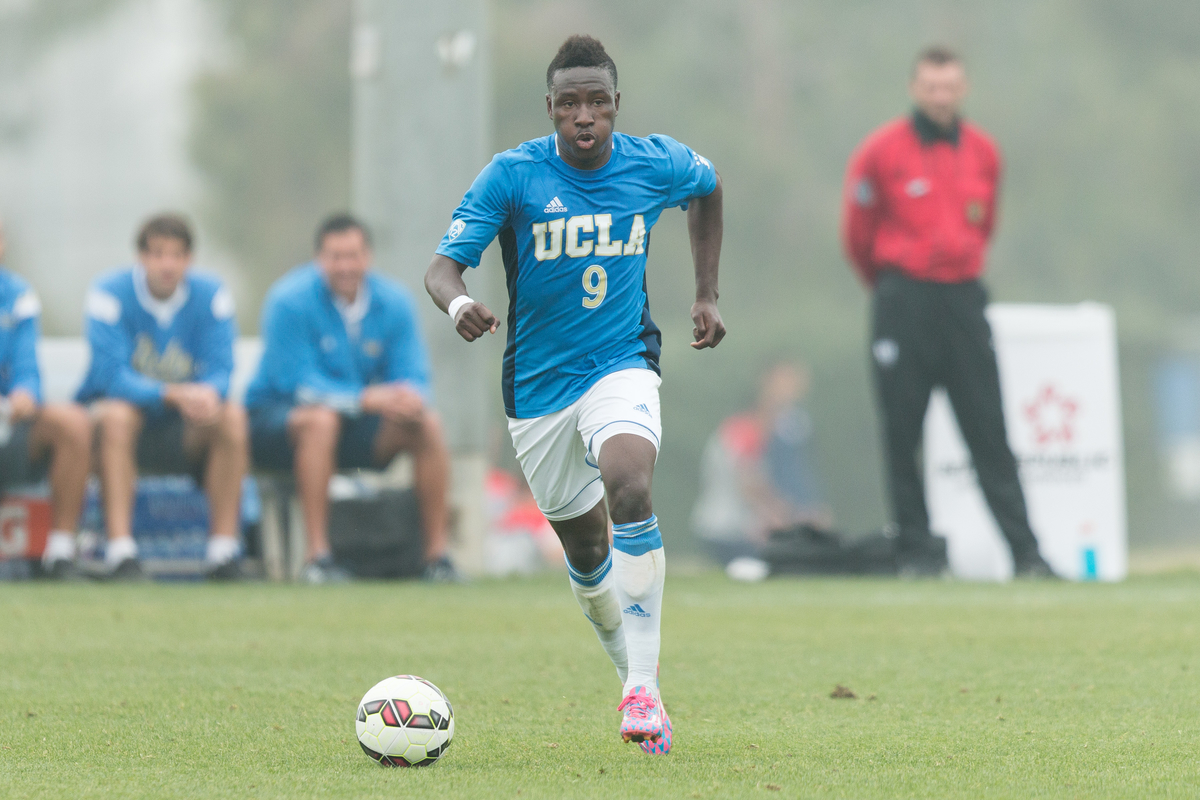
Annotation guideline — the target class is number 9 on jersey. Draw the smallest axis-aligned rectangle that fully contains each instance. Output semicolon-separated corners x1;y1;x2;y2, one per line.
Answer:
582;265;607;309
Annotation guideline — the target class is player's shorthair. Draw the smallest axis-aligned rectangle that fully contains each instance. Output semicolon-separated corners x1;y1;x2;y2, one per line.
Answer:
136;213;193;253
546;35;617;91
315;212;372;252
913;44;962;75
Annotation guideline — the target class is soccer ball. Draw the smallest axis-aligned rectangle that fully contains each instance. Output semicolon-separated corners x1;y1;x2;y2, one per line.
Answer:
355;675;455;767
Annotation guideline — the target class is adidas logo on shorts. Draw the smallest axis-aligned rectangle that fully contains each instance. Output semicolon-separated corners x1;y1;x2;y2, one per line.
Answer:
633;403;651;417
544;196;568;213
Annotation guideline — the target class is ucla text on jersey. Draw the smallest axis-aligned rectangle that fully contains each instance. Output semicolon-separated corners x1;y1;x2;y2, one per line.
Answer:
436;132;717;418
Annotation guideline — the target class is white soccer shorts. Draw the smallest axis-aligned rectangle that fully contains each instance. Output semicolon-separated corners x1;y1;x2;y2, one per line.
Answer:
507;367;662;522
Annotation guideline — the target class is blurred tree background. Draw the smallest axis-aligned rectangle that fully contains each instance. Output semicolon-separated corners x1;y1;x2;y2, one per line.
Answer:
188;0;1200;553
190;0;354;318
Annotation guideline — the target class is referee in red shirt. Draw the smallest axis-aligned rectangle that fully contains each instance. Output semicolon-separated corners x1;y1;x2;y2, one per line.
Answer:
841;46;1054;578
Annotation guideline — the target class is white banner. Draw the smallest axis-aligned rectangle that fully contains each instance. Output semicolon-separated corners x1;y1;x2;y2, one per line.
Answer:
924;303;1127;581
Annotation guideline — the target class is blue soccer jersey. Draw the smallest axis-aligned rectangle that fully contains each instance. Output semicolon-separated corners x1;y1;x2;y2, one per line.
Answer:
436;131;717;418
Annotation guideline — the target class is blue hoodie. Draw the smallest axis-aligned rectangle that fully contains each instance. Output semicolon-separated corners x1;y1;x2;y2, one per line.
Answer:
76;266;236;411
245;263;431;412
0;268;42;401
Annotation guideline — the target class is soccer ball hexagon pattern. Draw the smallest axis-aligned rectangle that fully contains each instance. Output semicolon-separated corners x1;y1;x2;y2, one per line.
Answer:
356;675;455;767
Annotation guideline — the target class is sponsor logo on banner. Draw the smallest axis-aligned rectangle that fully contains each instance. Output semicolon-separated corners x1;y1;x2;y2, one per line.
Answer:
935;383;1111;485
1024;384;1077;444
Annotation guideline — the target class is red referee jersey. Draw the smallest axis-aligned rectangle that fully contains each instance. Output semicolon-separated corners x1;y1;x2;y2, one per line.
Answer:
841;112;1002;286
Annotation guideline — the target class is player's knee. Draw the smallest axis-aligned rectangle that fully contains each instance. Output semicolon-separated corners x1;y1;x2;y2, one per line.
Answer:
96;400;142;442
417;411;445;447
606;474;653;525
40;403;91;444
58;404;94;450
219;403;249;446
291;405;340;442
563;537;609;575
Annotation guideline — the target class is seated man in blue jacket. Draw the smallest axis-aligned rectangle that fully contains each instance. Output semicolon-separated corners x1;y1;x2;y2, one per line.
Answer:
77;214;248;580
246;214;453;583
0;221;93;578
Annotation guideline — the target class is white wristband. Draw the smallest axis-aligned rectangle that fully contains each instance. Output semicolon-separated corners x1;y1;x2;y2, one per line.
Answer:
447;295;474;323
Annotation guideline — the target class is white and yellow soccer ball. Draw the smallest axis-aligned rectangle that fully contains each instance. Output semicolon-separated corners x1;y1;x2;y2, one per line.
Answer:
356;675;455;767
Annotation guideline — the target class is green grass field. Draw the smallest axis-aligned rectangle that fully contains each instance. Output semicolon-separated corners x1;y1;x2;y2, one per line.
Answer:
2;574;1199;799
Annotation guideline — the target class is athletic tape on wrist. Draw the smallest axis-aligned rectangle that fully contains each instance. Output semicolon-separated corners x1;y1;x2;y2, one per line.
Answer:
447;295;473;323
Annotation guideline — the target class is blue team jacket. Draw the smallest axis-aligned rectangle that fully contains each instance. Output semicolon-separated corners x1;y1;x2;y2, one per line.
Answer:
0;268;42;402
244;263;432;412
76;266;236;411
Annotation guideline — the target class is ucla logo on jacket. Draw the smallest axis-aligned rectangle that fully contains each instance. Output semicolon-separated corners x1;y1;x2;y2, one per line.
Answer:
131;335;194;382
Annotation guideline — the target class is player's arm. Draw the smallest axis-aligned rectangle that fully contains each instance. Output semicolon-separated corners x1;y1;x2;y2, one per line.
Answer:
841;141;883;287
426;155;512;342
980;140;1002;242
7;291;41;420
424;254;498;343
688;172;725;350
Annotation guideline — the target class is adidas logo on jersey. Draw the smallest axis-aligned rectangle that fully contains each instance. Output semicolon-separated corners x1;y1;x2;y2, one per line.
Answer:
543;196;568;213
633;403;651;417
623;603;651;618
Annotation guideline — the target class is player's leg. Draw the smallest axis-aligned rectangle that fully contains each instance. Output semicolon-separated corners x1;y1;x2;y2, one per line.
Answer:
368;411;452;577
93;399;145;576
871;274;941;573
183;402;248;577
596;433;661;691
285;405;344;579
577;368;667;748
29;403;92;575
508;406;628;683
546;500;628;683
941;283;1051;576
597;433;668;746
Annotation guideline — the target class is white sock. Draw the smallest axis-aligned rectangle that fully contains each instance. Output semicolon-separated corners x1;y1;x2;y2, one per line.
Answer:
566;550;628;684
105;536;138;567
42;530;76;566
612;515;666;696
206;535;240;566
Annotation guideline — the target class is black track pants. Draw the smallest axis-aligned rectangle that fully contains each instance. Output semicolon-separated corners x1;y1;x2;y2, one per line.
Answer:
869;271;1039;559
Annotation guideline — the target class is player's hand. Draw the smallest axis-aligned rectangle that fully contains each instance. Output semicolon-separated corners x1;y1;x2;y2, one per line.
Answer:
689;299;726;349
6;390;37;421
362;384;424;424
455;302;499;342
165;383;221;424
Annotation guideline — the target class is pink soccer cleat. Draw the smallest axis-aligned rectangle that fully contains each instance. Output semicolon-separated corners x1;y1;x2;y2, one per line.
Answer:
639;665;671;755
639;701;671;754
617;685;663;744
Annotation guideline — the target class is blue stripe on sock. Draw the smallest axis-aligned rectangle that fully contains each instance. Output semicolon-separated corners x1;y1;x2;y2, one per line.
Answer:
613;514;658;536
612;515;663;556
566;551;612;587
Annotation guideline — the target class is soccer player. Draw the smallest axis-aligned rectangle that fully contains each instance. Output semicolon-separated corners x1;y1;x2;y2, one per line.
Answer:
841;46;1055;578
0;221;93;579
77;214;248;580
425;35;724;754
246;215;453;584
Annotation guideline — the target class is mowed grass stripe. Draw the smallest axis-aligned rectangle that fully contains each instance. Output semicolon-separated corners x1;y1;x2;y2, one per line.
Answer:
1;575;1198;799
